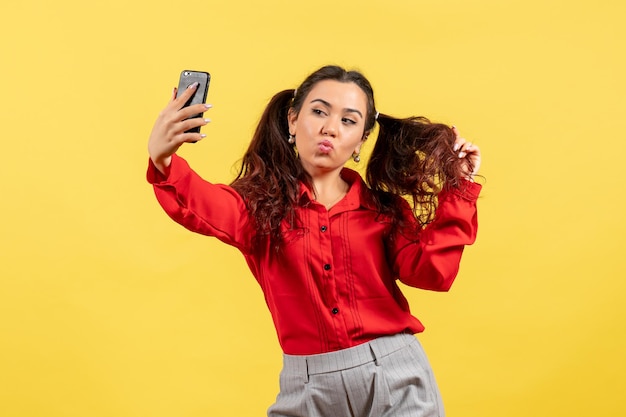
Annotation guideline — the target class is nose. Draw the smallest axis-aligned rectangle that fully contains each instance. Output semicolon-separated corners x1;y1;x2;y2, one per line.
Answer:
321;119;337;137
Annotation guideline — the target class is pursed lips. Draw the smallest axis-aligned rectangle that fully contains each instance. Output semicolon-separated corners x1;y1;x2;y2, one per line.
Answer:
318;139;334;153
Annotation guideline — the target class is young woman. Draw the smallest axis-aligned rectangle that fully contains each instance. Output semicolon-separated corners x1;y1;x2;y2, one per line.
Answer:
147;65;481;417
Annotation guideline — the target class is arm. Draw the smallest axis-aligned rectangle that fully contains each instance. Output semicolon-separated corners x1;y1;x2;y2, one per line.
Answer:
389;181;481;291
392;125;482;290
147;154;255;254
146;84;254;253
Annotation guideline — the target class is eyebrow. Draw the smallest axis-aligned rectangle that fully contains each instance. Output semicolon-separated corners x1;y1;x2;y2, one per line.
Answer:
310;98;364;119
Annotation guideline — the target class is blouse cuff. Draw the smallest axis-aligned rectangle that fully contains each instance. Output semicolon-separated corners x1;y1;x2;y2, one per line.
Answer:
444;179;482;201
146;155;183;184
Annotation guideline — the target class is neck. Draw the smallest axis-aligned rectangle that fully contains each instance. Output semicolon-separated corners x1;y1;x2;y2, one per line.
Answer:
310;169;349;209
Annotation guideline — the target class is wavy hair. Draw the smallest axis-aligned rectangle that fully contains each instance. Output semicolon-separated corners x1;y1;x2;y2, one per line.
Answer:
368;114;469;228
232;65;471;247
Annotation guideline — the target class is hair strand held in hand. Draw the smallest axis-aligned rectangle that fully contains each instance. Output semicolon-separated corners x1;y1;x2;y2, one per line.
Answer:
368;114;468;227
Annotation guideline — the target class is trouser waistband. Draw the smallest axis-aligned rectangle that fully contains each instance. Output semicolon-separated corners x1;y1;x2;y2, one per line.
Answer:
282;333;416;376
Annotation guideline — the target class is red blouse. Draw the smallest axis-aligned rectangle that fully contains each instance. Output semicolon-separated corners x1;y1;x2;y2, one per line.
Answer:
148;154;481;355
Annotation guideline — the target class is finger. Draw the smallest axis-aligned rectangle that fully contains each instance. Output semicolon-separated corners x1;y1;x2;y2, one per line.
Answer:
178;103;212;121
178;132;207;144
453;136;466;152
176;116;210;135
458;146;469;158
456;139;471;157
451;125;463;145
466;143;479;154
167;82;199;110
459;142;480;159
463;142;480;156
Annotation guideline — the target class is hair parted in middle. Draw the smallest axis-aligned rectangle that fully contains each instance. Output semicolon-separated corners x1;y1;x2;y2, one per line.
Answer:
232;65;471;248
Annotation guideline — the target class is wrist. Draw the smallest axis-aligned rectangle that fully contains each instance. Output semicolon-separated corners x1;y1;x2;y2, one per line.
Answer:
151;155;172;176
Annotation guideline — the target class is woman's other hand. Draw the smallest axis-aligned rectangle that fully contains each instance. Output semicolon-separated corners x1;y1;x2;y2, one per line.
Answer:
452;126;481;181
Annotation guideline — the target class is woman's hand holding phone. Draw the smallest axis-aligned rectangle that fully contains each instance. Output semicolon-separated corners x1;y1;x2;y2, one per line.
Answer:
148;83;212;175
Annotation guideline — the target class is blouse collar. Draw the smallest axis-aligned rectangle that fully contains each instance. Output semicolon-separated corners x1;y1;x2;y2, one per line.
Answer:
297;168;378;212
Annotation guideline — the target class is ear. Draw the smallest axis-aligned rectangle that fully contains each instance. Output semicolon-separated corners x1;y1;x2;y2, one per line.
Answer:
354;138;366;156
354;130;370;155
287;108;298;135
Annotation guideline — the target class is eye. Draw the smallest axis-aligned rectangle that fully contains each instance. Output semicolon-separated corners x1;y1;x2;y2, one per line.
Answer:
342;117;357;125
312;108;326;116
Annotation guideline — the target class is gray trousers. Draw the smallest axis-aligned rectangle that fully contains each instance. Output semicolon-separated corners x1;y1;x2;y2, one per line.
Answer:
267;334;445;417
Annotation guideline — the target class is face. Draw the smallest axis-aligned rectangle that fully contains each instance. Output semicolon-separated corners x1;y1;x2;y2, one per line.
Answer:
288;80;368;176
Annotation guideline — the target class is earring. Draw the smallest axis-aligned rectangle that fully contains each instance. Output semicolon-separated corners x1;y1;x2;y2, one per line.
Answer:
288;134;295;144
352;152;361;163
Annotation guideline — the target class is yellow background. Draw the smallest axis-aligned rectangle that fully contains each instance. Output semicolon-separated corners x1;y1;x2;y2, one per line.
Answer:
1;0;624;415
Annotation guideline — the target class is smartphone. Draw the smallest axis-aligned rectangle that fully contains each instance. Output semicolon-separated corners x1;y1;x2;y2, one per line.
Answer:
176;70;211;133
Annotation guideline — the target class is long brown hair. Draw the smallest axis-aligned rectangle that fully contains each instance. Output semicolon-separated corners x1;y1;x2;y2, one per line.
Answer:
368;114;469;227
232;65;470;246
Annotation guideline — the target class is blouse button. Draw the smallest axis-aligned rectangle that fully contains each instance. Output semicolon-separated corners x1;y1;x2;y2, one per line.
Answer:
323;264;331;271
320;225;327;232
331;308;339;315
